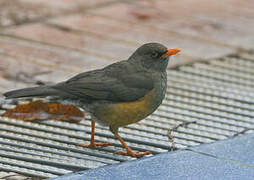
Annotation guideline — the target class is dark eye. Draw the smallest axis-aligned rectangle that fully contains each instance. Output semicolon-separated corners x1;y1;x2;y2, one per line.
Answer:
151;52;159;58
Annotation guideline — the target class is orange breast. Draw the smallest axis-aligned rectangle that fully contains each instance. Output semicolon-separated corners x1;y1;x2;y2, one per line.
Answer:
94;90;158;129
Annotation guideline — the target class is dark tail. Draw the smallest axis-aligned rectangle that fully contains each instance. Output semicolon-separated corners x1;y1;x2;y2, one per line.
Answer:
3;85;60;99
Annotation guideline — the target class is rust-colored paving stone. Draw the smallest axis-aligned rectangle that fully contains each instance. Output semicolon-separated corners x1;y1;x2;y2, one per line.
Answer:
4;23;131;61
0;0;57;27
88;1;254;50
49;13;233;59
159;17;254;50
0;0;116;27
1;0;253;92
153;0;254;49
0;54;74;91
227;0;254;11
20;0;114;10
153;0;254;20
44;24;137;60
4;20;191;68
6;0;253;76
2;25;137;64
0;34;111;72
0;76;28;94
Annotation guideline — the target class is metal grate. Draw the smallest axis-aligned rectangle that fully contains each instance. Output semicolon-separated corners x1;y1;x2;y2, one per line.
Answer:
0;54;254;178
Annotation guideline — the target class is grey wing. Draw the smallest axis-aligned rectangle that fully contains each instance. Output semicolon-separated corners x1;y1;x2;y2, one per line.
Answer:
52;63;153;102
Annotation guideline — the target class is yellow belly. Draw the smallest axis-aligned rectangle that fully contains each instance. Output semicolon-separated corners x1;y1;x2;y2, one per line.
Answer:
94;90;157;129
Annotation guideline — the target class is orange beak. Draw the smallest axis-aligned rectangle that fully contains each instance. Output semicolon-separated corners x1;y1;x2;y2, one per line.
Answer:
162;48;181;58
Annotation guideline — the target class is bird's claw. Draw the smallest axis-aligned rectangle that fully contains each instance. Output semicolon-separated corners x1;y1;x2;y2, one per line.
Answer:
79;142;113;149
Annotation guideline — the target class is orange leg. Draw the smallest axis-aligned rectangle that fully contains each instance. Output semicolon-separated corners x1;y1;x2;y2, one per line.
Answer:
114;133;151;157
79;121;113;148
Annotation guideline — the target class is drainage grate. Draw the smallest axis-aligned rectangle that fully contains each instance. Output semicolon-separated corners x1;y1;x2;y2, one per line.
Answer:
0;54;254;178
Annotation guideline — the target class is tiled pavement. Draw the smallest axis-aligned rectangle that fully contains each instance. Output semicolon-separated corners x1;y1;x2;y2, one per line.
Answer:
0;0;254;179
1;0;254;94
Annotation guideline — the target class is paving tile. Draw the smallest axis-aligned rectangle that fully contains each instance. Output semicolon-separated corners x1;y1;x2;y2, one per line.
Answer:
0;80;17;94
0;35;111;72
152;2;254;50
3;23;133;61
20;0;113;11
225;0;254;11
49;13;233;60
158;17;254;50
0;54;52;76
0;54;75;93
3;21;191;68
190;133;254;166
5;23;97;54
50;143;254;180
0;0;116;27
154;0;254;50
0;0;57;27
153;0;254;20
0;76;29;94
87;1;254;50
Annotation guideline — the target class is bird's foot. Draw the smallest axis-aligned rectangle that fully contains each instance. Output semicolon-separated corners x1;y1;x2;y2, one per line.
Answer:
115;150;151;157
79;142;113;149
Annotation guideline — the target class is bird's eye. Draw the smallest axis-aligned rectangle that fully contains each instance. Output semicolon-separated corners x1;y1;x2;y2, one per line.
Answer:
151;52;159;58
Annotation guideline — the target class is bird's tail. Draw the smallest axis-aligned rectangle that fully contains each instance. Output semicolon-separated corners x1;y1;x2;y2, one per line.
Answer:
3;85;59;99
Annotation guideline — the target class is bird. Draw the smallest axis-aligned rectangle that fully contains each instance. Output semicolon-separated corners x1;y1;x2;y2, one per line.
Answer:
3;43;180;157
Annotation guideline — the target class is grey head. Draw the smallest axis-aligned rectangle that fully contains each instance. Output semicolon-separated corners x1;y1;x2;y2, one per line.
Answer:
128;42;180;72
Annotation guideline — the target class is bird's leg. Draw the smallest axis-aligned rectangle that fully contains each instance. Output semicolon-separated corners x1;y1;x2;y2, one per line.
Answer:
79;121;112;148
114;132;151;157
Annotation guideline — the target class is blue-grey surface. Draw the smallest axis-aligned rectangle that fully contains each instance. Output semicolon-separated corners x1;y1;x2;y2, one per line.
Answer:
49;133;254;180
190;133;254;166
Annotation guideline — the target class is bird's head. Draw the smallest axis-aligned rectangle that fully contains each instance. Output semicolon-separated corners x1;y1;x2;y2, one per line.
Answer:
129;43;180;72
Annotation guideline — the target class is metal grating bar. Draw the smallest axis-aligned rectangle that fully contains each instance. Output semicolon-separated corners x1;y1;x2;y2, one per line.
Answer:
179;66;254;87
1;54;254;178
0;162;57;178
